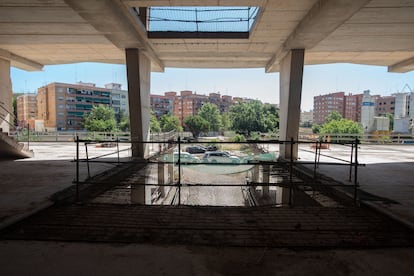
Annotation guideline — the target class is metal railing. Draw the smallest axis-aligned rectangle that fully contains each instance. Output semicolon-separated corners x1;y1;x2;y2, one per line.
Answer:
72;136;362;206
11;129;414;145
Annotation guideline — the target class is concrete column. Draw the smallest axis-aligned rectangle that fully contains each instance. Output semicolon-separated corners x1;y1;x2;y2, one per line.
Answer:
253;165;260;183
158;162;165;196
0;58;12;133
125;48;151;159
168;163;173;183
131;168;146;204
262;165;270;196
278;49;305;160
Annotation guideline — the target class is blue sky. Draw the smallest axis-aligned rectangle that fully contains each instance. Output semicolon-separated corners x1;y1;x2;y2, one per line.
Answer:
10;62;414;111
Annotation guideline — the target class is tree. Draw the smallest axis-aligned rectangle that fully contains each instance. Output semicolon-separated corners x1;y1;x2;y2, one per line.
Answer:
229;100;279;136
312;124;321;134
83;105;117;132
386;112;394;131
150;112;161;133
198;103;222;131
116;110;130;131
221;113;231;131
320;118;362;136
184;115;209;138
326;111;343;122
159;114;182;132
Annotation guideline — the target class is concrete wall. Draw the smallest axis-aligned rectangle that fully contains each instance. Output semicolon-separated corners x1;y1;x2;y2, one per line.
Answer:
0;58;12;133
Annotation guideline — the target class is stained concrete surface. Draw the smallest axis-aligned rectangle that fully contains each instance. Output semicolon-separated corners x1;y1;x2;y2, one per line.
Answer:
0;142;131;229
0;241;413;276
1;142;414;275
297;144;414;226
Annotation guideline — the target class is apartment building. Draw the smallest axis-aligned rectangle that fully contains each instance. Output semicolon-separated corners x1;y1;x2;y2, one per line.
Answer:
344;93;363;122
105;83;129;118
375;95;395;117
37;82;128;131
300;110;313;126
151;90;237;126
173;91;209;125
150;92;175;117
16;94;37;129
313;92;345;124
393;92;414;133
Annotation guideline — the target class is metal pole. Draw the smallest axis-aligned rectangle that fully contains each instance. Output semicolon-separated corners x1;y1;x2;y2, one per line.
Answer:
349;142;354;181
289;137;293;206
117;138;120;164
354;137;359;202
178;136;181;205
317;141;321;168
27;123;30;150
313;141;318;180
85;143;90;179
76;135;80;202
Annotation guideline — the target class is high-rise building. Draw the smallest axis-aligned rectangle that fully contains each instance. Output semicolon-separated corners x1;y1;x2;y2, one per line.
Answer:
300;110;313;126
105;83;129;118
394;93;409;119
375;95;395;117
313;92;345;124
344;93;364;122
393;92;414;133
173;91;209;125
314;91;390;125
150;92;175;117
37;82;127;131
16;94;37;129
361;90;376;132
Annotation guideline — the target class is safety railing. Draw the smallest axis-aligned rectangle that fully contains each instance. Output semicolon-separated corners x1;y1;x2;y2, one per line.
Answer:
72;136;363;206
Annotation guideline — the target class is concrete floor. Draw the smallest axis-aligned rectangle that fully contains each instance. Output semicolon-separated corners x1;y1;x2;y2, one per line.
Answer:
0;142;413;275
0;241;413;276
297;144;414;226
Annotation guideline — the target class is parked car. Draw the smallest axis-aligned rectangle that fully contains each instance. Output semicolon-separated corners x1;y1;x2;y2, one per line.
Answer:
205;144;218;151
185;145;206;154
163;152;200;164
202;151;240;164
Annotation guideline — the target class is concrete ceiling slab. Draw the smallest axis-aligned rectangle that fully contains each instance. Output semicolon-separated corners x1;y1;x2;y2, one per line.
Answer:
0;0;412;73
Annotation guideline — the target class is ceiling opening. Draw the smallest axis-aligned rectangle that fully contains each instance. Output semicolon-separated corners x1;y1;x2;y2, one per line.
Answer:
134;6;259;39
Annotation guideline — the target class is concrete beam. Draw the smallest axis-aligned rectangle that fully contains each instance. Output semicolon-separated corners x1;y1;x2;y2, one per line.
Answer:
64;0;164;72
0;49;43;71
388;56;414;73
266;0;371;72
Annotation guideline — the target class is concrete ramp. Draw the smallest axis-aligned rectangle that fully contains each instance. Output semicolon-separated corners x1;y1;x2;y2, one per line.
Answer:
0;132;33;159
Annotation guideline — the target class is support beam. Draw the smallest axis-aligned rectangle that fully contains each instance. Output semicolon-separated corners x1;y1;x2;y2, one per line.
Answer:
0;57;13;133
125;48;151;159
0;49;43;72
266;0;370;72
278;49;305;160
64;0;164;72
388;56;414;73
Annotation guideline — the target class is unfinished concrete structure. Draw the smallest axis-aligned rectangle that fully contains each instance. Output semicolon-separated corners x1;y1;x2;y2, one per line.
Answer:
0;0;414;160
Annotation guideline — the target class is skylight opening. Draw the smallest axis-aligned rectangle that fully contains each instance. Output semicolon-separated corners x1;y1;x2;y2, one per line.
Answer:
142;6;259;38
